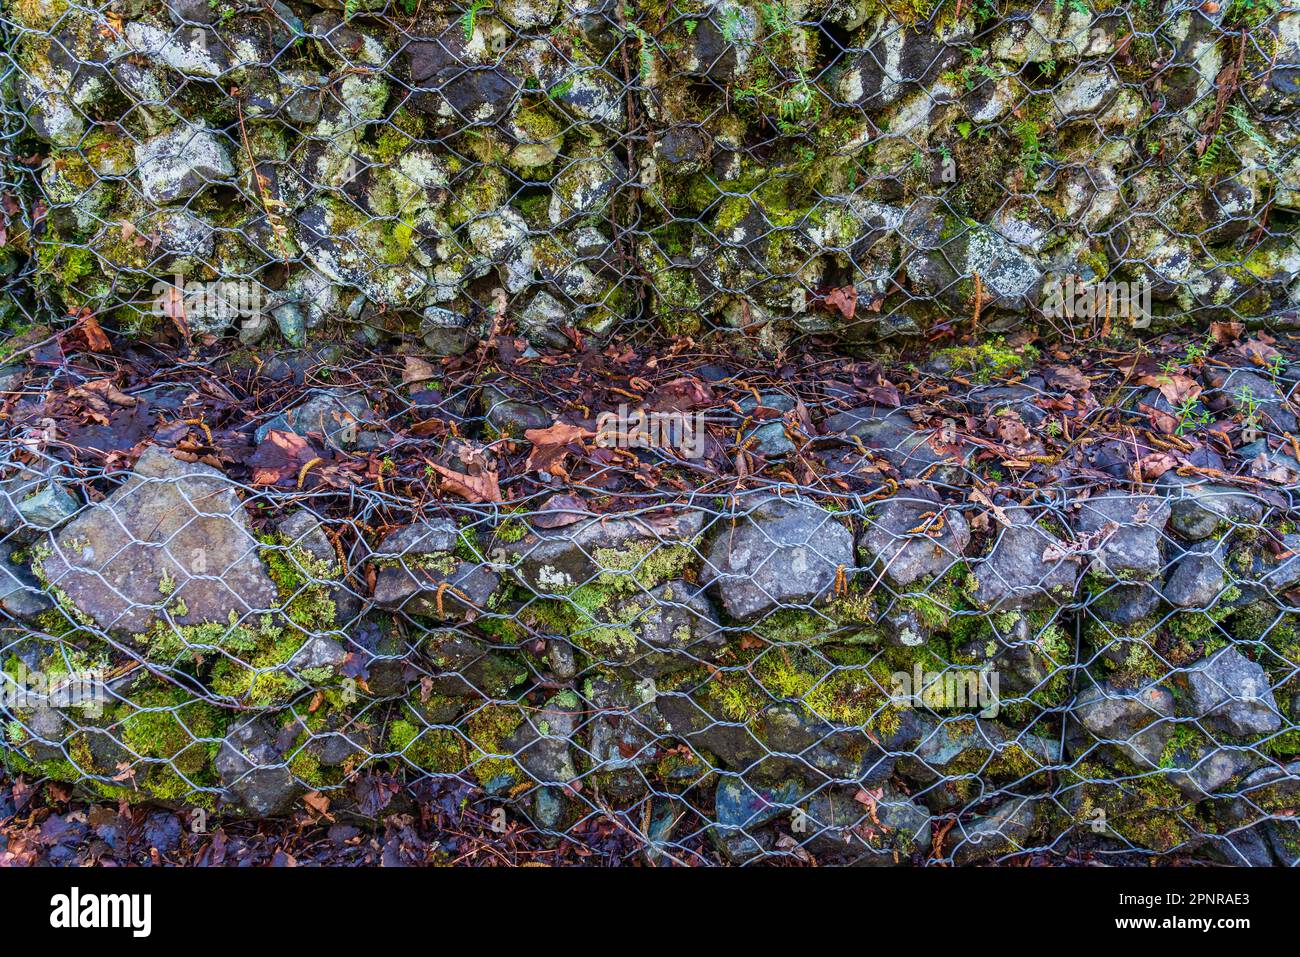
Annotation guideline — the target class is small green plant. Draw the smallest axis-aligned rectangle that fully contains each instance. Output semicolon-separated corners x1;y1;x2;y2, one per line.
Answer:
462;0;488;41
717;4;750;44
1012;118;1044;175
1174;398;1214;435
1235;386;1263;438
758;1;793;36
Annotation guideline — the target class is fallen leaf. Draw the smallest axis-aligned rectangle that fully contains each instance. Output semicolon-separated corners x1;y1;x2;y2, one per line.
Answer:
402;355;437;388
429;462;501;503
529;493;587;528
824;285;857;319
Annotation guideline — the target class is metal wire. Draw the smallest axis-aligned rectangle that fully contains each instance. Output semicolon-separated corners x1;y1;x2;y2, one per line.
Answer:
0;0;1299;865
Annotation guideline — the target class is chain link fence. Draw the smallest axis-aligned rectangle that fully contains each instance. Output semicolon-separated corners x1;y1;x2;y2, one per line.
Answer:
1;0;1300;865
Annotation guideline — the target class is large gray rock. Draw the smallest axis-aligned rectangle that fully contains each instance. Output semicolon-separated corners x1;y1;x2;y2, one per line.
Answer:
1183;648;1281;737
860;497;971;588
699;495;854;621
835;14;971;109
502;509;704;594
1072;494;1170;581
1163;741;1260;799
38;447;278;635
971;506;1077;610
1163;542;1227;608
567;580;726;676
134;123;234;203
215;717;304;816
711;777;806;864
586;674;668;774
950;797;1039;864
1157;472;1264;540
822;405;970;483
501;691;579;785
1071;679;1176;769
1261;533;1300;593
123;22;230;78
800;785;933;866
0;542;52;621
373;535;501;624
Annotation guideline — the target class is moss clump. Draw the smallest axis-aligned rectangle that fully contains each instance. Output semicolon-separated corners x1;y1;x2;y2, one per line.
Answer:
118;686;226;801
387;718;465;774
702;643;903;737
465;704;525;791
522;584;644;659
934;337;1040;382
1064;760;1209;853
590;538;699;591
260;536;340;631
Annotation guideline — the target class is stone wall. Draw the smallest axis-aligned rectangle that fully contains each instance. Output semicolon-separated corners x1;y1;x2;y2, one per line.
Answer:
4;0;1300;352
4;0;1300;865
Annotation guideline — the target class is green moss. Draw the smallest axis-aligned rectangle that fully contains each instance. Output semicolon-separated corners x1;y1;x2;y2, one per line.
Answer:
388;717;465;774
465;703;525;790
1063;759;1209;853
259;534;340;630
934;338;1040;382
701;643;903;736
495;520;528;544
591;538;698;591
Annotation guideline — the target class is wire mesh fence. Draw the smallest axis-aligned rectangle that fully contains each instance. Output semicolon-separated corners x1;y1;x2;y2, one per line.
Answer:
1;0;1300;865
0;348;1298;866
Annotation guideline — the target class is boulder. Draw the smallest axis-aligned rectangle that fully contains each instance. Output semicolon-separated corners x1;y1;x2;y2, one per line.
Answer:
38;447;277;636
1156;472;1264;540
1183;648;1281;737
699;495;853;621
134;123;234;204
502;509;704;594
1072;493;1170;581
1071;678;1176;769
215;717;304;816
861;497;971;588
971;506;1077;610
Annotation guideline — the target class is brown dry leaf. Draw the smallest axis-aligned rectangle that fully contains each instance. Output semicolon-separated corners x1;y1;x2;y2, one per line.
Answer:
302;791;333;821
1046;365;1090;392
1134;451;1179;481
1237;334;1282;366
248;429;316;486
402;355;437;387
525;421;594;474
1139;401;1180;436
1137;372;1202;406
969;487;1011;527
1209;320;1244;344
524;421;595;447
429;461;502;503
651;376;714;411
530;493;588;529
78;313;112;352
824;285;858;319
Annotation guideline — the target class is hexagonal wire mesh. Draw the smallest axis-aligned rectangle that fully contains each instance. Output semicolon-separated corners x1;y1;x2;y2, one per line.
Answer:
1;0;1299;865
